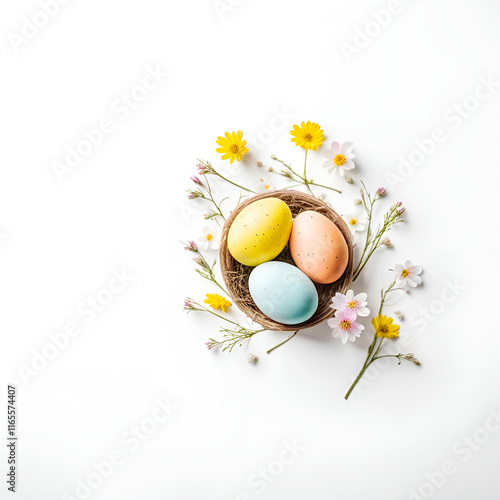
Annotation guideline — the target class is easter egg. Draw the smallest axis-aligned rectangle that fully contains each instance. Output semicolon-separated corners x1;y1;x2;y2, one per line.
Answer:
248;261;318;324
227;198;292;267
289;210;349;284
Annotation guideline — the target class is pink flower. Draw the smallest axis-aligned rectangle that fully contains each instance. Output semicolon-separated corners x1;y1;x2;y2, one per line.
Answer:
190;175;202;185
330;290;370;319
183;241;197;252
327;312;365;344
187;190;200;199
376;187;387;197
196;163;207;173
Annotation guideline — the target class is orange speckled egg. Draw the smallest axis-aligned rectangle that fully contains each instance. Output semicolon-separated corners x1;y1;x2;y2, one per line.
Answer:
289;211;348;284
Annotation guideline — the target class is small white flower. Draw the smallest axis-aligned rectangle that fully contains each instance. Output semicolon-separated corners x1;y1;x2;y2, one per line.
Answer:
395;260;422;291
323;141;355;177
393;310;404;320
248;354;258;364
255;177;274;193
196;225;220;252
344;212;367;234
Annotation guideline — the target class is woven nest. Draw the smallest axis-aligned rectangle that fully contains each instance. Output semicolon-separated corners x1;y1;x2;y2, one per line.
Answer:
219;190;354;331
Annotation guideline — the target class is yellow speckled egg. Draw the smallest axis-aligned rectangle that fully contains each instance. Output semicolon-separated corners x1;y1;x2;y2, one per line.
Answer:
289;210;348;284
227;198;292;266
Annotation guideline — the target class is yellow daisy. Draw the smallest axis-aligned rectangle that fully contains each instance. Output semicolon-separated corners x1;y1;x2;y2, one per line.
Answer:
290;121;324;150
371;314;400;339
216;131;249;164
204;293;232;313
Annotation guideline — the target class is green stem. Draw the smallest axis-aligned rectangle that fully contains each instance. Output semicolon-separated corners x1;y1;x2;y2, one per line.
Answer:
271;155;341;196
302;150;314;195
372;337;385;358
192;302;241;327
344;281;395;399
272;157;304;180
267;330;299;354
373;354;399;361
213;173;256;193
203;175;226;220
197;159;256;194
344;361;371;400
309;181;342;194
196;252;229;296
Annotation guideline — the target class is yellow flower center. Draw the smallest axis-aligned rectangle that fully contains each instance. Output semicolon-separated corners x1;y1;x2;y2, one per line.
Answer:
304;133;313;141
229;144;240;154
347;300;357;309
401;269;410;278
379;325;389;334
334;154;346;166
206;233;213;241
340;320;351;330
265;184;270;190
350;218;357;226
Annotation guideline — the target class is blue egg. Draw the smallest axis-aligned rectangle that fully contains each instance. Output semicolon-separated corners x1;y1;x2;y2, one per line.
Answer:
248;261;319;325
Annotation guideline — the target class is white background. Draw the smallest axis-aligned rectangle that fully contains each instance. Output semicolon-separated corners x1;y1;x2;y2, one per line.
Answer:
1;1;500;499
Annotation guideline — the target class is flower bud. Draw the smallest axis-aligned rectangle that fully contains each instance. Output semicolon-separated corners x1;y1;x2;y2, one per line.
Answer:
248;354;258;364
399;353;420;365
345;176;353;184
187;190;200;199
376;187;387;197
184;241;197;252
354;199;362;205
382;237;392;248
256;161;263;167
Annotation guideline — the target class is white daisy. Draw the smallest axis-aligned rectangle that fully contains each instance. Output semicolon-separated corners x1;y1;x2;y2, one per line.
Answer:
255;177;274;193
196;225;220;252
344;212;367;234
323;141;355;176
395;260;422;291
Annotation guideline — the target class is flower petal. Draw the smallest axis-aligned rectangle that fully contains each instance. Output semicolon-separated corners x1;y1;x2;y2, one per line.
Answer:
341;141;354;155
